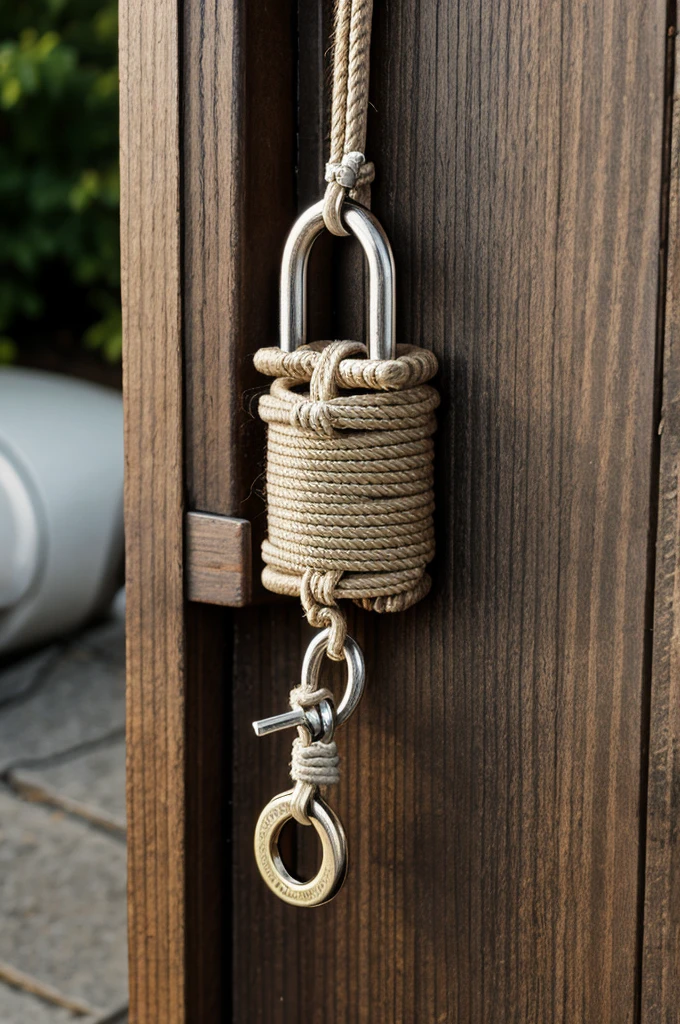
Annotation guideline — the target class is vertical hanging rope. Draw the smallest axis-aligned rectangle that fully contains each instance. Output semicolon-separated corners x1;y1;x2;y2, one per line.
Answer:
323;0;375;236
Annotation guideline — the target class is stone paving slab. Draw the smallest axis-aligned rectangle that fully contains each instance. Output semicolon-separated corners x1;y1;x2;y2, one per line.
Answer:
0;983;80;1024
77;610;126;671
10;738;126;835
0;646;60;706
0;789;127;1014
0;623;125;775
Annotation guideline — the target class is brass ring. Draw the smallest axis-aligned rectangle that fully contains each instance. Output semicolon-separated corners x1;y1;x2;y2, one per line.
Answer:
254;789;347;907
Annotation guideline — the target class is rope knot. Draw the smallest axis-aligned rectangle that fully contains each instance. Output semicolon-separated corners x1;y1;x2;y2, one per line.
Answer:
289;683;334;711
290;341;365;436
325;152;375;191
310;339;364;400
288;665;339;825
304;568;342;606
290;736;340;786
300;569;347;659
291;399;335;437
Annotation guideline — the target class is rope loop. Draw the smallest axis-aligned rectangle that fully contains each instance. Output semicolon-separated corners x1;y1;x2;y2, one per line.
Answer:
300;568;347;659
254;342;438;392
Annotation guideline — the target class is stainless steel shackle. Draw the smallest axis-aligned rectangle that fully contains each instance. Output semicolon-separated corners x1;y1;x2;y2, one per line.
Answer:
280;199;396;360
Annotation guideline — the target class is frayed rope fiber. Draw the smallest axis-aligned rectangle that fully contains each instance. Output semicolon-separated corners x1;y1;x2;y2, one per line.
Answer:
255;340;439;660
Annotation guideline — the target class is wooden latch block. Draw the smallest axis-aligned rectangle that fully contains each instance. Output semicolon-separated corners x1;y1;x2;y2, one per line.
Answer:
185;511;252;607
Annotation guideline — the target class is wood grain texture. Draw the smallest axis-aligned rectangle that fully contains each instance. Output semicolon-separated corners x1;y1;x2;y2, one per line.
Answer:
119;0;185;1018
641;25;680;1024
183;0;297;517
186;512;252;607
184;603;230;1020
180;4;298;1019
227;1;668;1022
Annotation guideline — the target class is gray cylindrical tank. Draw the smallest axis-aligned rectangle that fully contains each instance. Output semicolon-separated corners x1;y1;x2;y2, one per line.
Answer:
0;368;124;655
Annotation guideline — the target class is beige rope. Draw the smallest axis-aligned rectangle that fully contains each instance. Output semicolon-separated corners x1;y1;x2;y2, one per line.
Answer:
323;0;375;235
285;679;339;825
255;341;439;662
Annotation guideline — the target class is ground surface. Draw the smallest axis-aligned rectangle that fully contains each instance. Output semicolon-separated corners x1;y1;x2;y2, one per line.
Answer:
0;610;128;1023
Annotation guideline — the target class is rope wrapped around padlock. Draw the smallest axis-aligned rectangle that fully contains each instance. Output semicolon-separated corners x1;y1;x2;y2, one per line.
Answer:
255;340;439;665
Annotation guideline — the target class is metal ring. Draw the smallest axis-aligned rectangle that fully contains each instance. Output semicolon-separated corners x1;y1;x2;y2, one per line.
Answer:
298;697;336;743
254;790;347;907
301;628;365;728
317;698;336;743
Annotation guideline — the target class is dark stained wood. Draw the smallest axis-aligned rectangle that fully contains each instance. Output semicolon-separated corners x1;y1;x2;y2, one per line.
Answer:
183;0;297;518
180;3;298;1021
641;26;680;1024
119;0;186;1018
186;512;252;607
184;603;230;1021
228;1;668;1022
124;0;674;1018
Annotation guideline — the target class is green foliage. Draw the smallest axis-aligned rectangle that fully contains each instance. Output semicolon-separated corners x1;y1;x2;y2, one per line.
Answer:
0;0;120;364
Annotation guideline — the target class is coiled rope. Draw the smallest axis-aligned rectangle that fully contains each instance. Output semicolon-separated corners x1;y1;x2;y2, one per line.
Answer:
255;341;439;662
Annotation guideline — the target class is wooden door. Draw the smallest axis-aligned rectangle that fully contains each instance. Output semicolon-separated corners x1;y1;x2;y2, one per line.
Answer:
119;0;680;1020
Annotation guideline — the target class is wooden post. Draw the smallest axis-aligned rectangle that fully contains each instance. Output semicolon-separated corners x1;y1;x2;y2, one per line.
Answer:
120;0;680;1020
641;22;680;1024
120;0;295;1019
119;0;185;1017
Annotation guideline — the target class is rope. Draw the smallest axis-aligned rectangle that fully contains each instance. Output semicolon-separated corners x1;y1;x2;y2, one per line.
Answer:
291;736;340;786
287;667;340;825
323;0;375;236
255;340;439;664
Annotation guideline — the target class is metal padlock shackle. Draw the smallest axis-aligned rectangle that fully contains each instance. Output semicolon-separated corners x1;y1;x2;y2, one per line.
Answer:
280;199;397;361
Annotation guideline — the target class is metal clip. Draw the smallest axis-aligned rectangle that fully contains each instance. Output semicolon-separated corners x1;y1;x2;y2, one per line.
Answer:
252;629;364;739
253;628;365;907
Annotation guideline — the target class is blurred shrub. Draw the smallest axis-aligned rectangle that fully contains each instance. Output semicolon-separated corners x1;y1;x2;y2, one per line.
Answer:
0;1;120;365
